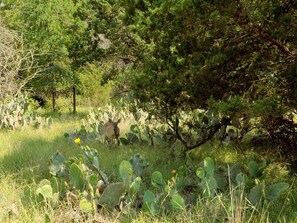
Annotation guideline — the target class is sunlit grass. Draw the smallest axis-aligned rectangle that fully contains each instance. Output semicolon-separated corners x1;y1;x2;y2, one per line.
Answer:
0;120;82;177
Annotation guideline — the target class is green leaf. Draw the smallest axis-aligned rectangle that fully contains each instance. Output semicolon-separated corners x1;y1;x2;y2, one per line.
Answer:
36;185;53;199
69;163;85;191
131;153;148;177
127;132;139;144
248;185;262;205
151;171;164;188
142;190;160;216
236;173;250;186
143;190;155;203
196;167;205;179
178;165;187;177
206;176;218;197
119;160;133;183
98;182;126;209
99;170;109;184
50;177;59;193
142;200;160;216
171;193;186;211
266;182;289;201
204;157;215;176
45;213;51;223
92;156;100;171
130;124;140;133
88;174;99;188
248;160;259;178
214;173;228;189
129;176;141;195
230;163;242;183
49;152;65;176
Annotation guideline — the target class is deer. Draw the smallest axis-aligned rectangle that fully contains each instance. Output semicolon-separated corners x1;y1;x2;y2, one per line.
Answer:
104;118;121;147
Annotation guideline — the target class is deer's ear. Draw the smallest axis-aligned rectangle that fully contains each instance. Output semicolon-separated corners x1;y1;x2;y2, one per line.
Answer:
117;118;121;123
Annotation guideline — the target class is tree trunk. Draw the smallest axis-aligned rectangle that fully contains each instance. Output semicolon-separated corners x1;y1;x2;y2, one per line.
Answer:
72;85;76;114
52;89;56;112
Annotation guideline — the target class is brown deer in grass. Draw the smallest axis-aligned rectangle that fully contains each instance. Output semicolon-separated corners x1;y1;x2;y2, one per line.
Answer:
104;118;121;147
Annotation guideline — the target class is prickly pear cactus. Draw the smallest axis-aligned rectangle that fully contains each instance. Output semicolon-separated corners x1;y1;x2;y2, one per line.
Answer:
142;190;160;216
265;182;289;201
170;193;186;211
0;96;51;130
98;182;126;209
70;163;86;192
151;171;165;189
130;153;148;177
196;157;218;197
119;160;133;184
49;152;65;177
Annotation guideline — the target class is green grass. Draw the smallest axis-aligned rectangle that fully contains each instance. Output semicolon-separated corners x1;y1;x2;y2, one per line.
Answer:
0;112;296;222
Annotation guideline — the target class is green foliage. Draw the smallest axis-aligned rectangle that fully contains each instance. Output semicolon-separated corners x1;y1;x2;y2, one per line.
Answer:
247;181;290;206
78;63;112;106
170;193;186;211
119;160;133;183
266;182;289;201
204;157;215;176
248;184;262;205
118;0;297;153
142;190;160;216
128;176;141;198
194;157;289;206
97;182;126;209
196;157;218;197
130;153;149;177
36;180;53;200
141;170;186;216
248;160;260;178
35;179;59;208
69;163;85;192
68;105;179;147
49;152;65;177
151;171;165;189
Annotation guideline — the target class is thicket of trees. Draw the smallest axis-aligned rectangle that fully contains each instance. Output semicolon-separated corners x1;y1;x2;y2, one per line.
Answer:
120;0;297;153
1;0;297;155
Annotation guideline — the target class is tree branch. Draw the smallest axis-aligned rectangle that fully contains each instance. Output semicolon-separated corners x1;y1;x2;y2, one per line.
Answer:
252;24;295;59
167;115;231;151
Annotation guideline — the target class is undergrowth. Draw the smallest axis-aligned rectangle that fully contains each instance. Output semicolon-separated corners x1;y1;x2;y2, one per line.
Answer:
0;113;295;222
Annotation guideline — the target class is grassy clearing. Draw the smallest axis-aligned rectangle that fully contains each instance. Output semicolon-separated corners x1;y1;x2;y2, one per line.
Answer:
0;113;296;222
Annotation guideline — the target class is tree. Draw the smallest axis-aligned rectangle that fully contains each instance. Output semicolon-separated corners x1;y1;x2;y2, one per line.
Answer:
0;21;39;128
1;0;80;111
1;0;126;111
119;0;297;152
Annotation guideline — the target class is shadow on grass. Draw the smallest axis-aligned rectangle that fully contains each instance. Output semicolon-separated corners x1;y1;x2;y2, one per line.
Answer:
0;134;82;179
41;110;89;120
0;131;187;184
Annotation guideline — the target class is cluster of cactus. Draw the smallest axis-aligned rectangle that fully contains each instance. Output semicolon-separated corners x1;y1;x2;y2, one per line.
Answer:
0;96;52;130
29;145;188;216
27;148;151;214
195;157;289;205
66;105;178;146
26;146;289;219
142;170;186;216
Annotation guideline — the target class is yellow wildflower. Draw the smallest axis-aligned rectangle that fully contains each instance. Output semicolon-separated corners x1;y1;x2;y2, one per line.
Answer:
172;169;177;174
74;137;81;144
